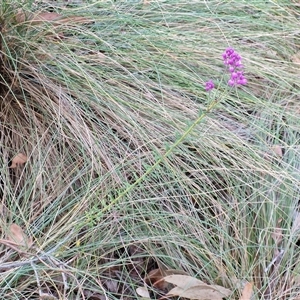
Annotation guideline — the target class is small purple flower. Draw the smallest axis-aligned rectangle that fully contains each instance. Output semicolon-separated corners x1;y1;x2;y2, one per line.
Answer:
228;70;247;86
228;79;235;87
222;47;247;87
205;80;215;91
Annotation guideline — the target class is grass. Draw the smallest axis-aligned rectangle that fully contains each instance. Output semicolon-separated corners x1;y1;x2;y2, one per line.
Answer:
0;0;299;299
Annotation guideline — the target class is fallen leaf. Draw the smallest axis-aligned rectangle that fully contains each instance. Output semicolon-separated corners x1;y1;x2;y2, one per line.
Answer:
32;12;62;22
165;269;189;276
163;275;232;300
239;282;253;300
271;145;283;158
39;292;58;300
136;286;151;298
14;11;27;23
32;13;93;25
7;223;33;248
10;153;27;168
163;274;205;288
145;268;189;291
145;268;166;289
82;289;106;300
103;279;118;293
166;285;231;300
58;16;94;25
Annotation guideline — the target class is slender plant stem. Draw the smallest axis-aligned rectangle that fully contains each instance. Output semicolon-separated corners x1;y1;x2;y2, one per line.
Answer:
101;98;219;214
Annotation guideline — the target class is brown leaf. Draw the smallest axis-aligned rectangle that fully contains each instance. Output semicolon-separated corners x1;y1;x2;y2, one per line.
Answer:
145;268;189;291
39;292;58;300
136;286;151;298
82;289;106;300
239;282;253;300
59;16;94;25
165;269;189;276
32;12;62;22
103;279;118;293
7;223;33;248
163;275;232;300
32;13;93;25
14;10;29;23
163;274;205;288
10;153;27;168
145;268;166;287
166;286;231;300
271;145;283;158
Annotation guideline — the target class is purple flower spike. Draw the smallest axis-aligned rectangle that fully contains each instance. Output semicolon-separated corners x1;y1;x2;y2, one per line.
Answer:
222;47;247;87
205;80;215;91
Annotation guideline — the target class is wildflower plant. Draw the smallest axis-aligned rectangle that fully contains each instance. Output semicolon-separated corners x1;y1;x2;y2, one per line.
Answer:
205;47;247;91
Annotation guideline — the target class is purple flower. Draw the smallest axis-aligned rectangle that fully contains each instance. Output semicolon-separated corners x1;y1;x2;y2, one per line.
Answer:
205;80;215;91
222;47;247;87
228;70;247;86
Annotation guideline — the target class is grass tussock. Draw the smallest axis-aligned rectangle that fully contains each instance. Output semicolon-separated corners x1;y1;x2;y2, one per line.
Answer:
0;0;299;299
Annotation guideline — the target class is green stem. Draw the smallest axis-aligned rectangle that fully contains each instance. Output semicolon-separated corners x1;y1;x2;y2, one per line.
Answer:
101;99;219;214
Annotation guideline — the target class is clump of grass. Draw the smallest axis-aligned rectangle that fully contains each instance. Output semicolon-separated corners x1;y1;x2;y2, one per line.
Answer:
0;0;299;299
